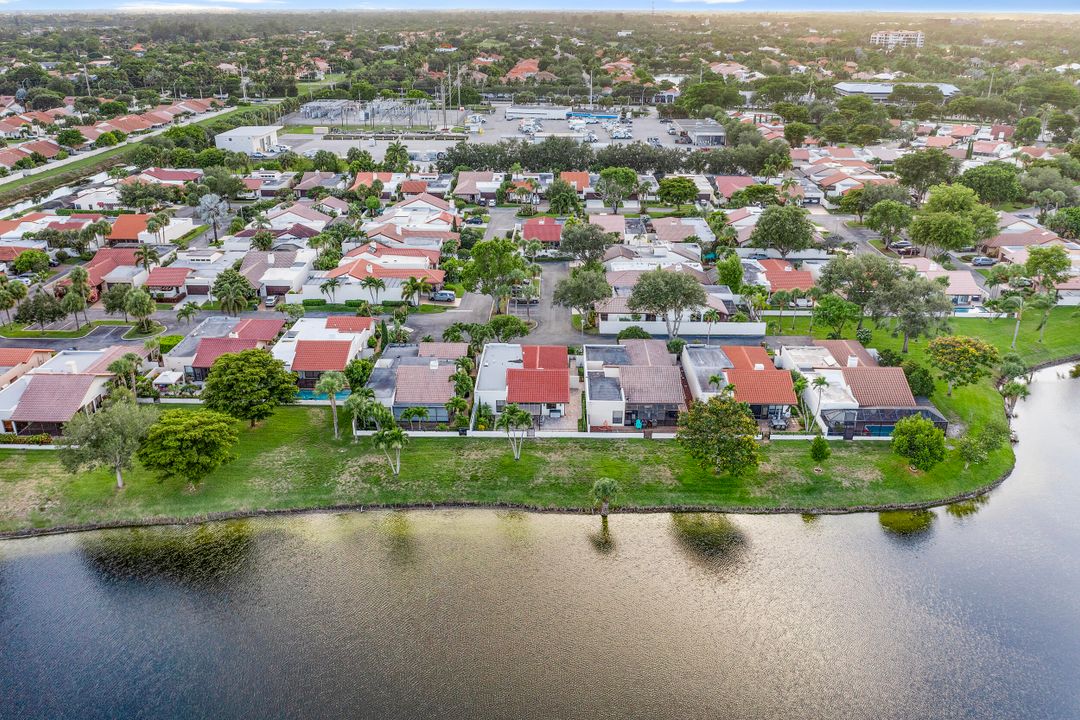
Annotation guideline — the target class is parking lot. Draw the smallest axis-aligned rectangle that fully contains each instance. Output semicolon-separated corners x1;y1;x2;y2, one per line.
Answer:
277;106;689;165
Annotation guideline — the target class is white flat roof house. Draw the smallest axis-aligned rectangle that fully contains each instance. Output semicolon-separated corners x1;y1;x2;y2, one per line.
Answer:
215;125;283;155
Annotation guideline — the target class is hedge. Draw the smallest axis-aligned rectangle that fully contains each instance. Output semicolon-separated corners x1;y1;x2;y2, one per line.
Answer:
301;299;328;306
0;433;53;445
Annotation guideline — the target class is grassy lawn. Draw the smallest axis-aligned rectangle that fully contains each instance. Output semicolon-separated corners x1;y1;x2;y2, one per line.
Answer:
121;321;166;340
0;405;1011;534
0;145;132;197
0;319;129;339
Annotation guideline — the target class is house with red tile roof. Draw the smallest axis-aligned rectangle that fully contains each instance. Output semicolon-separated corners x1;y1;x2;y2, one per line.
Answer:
190;338;261;380
475;343;573;426
106;213;196;244
757;259;815;294
0;348;53;389
145;266;192;301
122;167;203;186
270;316;373;387
0;346;147;435
72;247;147;299
681;344;796;423
522;217;563;244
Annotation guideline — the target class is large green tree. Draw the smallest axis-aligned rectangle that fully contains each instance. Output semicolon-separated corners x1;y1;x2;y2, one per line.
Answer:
677;396;760;477
552;269;611;336
891;415;947;471
749;204;815;258
202;348;298;427
894;148;957;203
817;254;902;329
958;162;1023;204
58;399;158;489
627;268;707;339
865;200;914;249
595;166;638;214
136;409;239;484
558;222;612;267
926;335;999;396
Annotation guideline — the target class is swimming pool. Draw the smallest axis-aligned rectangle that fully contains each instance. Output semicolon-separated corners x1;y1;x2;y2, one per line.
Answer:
296;389;352;400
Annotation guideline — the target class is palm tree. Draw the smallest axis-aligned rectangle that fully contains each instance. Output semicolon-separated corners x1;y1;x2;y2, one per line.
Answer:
319;276;343;304
344;390;379;436
217;284;249;316
315;370;347;439
444;395;468;424
107;352;142;394
787;289;804;330
402;276;432;307
592;477;620;518
151;211;172;244
87;219;111;250
702;308;722;345
144;216;162;245
371;426;408;476
360;276;385;304
454;356;474;375
252;212;271;231
495;404;533;461
1000;380;1030;416
176;301;199;324
196;193;229;243
1028;292;1055;343
250;229;275;251
771;290;791;336
805;287;824;333
134;244;160;271
450;370;473;398
998;294;1027;349
812;376;829;419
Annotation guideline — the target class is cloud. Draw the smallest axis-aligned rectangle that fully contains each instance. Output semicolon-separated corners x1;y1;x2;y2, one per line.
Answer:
669;0;746;4
216;0;287;4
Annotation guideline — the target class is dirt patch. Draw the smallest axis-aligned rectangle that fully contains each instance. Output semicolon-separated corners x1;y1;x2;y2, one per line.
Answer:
752;462;810;495
334;456;386;497
248;447;306;495
0;458;61;523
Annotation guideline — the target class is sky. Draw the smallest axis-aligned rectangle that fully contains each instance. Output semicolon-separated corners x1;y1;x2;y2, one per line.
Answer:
3;0;1080;13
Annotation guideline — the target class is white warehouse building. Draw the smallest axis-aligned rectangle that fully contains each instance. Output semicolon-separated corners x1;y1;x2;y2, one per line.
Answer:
214;125;283;155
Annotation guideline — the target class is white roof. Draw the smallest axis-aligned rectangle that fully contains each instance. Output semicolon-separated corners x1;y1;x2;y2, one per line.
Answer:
217;125;283;139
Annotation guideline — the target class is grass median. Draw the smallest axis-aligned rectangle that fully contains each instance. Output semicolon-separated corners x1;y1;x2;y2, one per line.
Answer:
0;404;1011;534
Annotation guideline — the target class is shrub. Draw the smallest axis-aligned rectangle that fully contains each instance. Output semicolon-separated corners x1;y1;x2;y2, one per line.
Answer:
344;299;363;307
877;348;903;367
158;334;183;354
891;415;946;471
301;299;327;306
0;433;53;445
855;327;872;346
810;435;831;462
616;325;652;341
901;361;936;397
667;338;687;355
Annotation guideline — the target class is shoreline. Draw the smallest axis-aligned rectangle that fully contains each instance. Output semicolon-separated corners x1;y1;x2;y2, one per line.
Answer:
0;465;1012;541
3;356;1062;543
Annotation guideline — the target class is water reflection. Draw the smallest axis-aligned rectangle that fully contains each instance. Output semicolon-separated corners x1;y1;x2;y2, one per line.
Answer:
80;521;254;586
946;494;991;519
878;510;936;538
588;516;615;554
376;511;417;564
670;513;748;569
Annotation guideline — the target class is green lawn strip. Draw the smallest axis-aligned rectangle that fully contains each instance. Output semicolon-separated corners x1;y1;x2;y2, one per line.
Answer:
0;405;1010;534
121;322;166;340
0;319;129;339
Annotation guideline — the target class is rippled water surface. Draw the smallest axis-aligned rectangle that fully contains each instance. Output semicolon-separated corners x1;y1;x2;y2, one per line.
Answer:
2;368;1079;719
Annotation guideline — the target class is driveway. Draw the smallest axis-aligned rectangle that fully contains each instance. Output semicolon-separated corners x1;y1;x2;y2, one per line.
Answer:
520;261;580;346
484;207;520;241
0;323;135;351
812;211;882;256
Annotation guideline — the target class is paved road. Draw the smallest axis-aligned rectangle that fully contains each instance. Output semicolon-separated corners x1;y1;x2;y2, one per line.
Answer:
397;292;492;340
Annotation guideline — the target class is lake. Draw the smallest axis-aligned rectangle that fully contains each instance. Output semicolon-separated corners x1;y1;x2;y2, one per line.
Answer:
1;366;1078;719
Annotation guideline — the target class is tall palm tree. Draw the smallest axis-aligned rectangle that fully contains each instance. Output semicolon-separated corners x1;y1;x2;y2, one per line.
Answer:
319;276;343;304
592;477;620;518
151;211;172;244
771;290;791;336
196;194;229;243
1028;292;1055;344
812;376;829;418
702;308;722;345
454;356;474;375
402;276;432;307
999;294;1027;349
372;426;408;476
495;403;533;460
360;276;385;304
315;370;347;439
134;245;160;271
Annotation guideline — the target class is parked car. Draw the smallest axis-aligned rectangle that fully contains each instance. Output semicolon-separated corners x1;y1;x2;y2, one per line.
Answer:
430;290;456;302
488;199;497;207
465;216;484;225
659;118;672;124
264;295;278;308
895;246;920;256
667;127;678;135
972;256;996;267
251;152;268;159
675;136;692;145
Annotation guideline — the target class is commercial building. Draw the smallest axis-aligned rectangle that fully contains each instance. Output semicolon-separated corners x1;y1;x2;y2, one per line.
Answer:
214;125;283;155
